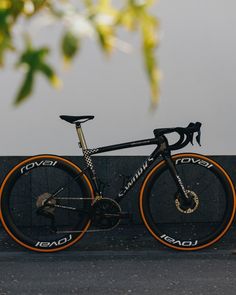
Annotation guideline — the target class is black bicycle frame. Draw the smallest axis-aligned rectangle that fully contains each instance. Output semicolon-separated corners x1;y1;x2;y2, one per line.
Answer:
46;120;202;214
48;134;188;210
83;136;176;203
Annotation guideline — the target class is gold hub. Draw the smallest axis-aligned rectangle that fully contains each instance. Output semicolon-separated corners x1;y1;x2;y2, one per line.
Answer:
36;193;56;215
175;190;199;214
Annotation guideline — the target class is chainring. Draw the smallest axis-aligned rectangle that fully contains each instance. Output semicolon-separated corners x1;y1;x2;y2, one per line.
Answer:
91;198;121;230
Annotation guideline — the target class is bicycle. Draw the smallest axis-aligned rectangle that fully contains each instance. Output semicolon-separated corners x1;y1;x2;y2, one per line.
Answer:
0;116;235;252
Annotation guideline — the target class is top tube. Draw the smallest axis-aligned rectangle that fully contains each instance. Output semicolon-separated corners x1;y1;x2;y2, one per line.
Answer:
88;138;159;155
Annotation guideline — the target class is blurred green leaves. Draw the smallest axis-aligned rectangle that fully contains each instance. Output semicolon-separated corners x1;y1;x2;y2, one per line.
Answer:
15;41;60;105
119;0;160;106
0;0;160;106
61;31;80;63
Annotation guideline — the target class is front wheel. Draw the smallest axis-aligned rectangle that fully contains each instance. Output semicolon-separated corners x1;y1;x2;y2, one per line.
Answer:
0;155;94;252
139;153;236;251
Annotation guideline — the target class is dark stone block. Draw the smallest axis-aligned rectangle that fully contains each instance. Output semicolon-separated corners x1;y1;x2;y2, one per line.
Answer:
0;155;235;227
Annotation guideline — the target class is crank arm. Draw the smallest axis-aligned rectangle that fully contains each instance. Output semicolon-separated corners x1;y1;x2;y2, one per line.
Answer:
103;212;130;219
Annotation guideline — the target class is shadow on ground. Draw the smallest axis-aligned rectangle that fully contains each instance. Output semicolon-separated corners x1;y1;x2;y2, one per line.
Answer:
1;224;236;253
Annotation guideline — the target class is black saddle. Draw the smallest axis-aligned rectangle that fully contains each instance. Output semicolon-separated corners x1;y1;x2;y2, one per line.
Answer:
60;115;94;125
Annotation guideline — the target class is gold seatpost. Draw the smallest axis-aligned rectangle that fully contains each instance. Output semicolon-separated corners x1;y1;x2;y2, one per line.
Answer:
76;124;88;151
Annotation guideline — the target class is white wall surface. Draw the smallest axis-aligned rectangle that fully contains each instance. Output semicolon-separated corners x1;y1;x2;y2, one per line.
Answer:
0;0;236;156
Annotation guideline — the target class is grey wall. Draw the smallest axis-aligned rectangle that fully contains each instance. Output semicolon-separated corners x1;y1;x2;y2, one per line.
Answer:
0;0;236;156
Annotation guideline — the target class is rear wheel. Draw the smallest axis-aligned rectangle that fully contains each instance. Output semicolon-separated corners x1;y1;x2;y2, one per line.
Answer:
0;155;94;252
139;153;235;250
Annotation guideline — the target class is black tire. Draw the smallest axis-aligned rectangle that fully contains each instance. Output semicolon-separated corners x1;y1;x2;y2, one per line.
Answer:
139;153;235;250
0;155;94;252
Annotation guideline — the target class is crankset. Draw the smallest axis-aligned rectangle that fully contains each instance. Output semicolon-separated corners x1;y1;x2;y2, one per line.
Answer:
91;198;122;230
55;198;130;234
36;193;129;233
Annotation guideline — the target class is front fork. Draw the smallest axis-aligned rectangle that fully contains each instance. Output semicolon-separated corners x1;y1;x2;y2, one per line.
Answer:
162;151;191;206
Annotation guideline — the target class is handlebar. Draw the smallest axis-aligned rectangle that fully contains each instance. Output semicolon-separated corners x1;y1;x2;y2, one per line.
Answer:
153;122;202;151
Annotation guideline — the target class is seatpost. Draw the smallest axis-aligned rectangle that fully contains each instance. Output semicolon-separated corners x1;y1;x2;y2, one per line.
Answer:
76;123;88;150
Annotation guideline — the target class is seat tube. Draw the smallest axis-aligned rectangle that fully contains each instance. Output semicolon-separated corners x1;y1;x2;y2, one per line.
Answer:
75;124;100;194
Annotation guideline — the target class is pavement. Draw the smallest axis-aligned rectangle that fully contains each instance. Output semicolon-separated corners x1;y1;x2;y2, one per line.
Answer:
1;225;236;294
1;224;236;252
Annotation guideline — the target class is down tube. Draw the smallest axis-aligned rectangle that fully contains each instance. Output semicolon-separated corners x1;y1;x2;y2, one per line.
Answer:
115;148;161;203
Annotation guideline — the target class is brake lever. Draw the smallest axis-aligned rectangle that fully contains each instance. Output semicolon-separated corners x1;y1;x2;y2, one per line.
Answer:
189;133;194;145
196;131;201;146
186;122;195;145
194;122;202;146
187;122;202;146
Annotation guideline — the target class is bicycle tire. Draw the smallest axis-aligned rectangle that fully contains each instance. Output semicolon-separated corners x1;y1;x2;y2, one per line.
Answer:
0;155;94;252
139;153;235;251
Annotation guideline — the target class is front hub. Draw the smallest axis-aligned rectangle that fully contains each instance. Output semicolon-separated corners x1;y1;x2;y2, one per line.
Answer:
175;190;199;214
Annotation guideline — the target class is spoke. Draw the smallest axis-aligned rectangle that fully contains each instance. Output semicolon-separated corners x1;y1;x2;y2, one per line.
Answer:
55;197;92;200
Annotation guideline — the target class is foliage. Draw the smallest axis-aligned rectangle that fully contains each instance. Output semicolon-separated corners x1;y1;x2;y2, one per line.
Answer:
0;0;160;106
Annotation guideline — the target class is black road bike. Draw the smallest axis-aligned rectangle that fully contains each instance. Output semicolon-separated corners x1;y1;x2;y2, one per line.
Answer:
0;116;235;252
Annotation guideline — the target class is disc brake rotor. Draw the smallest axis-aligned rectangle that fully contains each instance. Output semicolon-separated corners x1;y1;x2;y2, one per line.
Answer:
175;190;199;214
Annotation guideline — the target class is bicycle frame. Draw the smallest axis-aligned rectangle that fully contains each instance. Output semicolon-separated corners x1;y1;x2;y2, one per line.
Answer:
75;124;186;204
